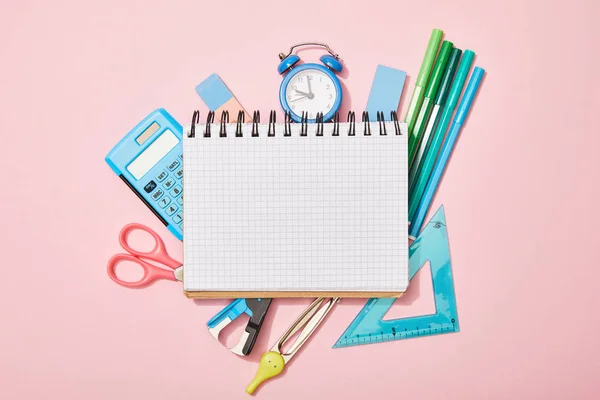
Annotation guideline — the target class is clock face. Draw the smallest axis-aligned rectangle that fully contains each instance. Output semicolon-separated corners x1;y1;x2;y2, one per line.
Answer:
284;68;338;119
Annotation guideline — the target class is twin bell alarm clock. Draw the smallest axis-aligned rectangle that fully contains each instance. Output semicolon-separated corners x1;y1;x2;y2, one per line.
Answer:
278;42;343;122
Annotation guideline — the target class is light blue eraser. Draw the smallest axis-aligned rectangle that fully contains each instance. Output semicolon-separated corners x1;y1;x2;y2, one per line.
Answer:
195;74;234;110
365;65;407;121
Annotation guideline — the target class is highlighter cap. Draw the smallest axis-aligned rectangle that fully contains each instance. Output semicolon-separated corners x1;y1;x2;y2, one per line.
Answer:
416;29;444;87
434;48;462;106
424;41;453;99
446;50;475;110
455;66;485;124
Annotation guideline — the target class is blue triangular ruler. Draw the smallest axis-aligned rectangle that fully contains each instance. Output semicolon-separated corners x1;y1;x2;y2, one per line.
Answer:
333;206;458;348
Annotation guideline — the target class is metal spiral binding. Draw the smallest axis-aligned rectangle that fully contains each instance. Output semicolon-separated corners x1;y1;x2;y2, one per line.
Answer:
220;111;229;137
188;109;399;137
377;111;387;136
268;111;277;137
300;112;308;136
251;111;260;137
362;111;371;136
236;111;245;137
190;110;200;138
347;111;355;136
331;111;340;136
284;111;292;137
391;111;401;135
315;112;324;136
204;111;215;138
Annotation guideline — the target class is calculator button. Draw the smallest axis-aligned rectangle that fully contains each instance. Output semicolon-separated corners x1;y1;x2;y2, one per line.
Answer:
144;180;157;193
172;212;183;224
158;197;171;209
165;204;178;216
170;185;182;197
175;168;183;179
151;189;164;201
163;178;175;190
177;196;183;205
167;159;180;171
156;170;168;182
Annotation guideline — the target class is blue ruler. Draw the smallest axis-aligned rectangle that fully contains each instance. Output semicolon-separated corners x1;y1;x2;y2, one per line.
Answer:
333;206;458;348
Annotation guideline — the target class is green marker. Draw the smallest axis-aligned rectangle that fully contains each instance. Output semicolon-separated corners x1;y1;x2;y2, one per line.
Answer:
409;47;462;192
408;41;453;168
405;29;443;135
408;50;475;222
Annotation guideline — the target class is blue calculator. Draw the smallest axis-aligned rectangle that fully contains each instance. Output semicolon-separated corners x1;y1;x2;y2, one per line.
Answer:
106;109;183;240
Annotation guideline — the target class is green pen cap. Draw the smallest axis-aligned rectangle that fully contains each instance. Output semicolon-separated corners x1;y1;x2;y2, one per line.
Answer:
416;29;444;87
424;41;453;99
434;48;462;106
446;50;475;109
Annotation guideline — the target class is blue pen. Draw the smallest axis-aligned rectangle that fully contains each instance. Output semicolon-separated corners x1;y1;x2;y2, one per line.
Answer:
409;66;485;237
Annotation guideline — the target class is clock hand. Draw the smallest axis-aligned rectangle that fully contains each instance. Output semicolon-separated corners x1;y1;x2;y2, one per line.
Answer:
306;75;313;96
290;96;307;103
295;89;310;96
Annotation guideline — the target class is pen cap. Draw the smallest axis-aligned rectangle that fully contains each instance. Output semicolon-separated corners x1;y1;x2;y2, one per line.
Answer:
424;41;453;99
446;50;475;110
454;66;485;124
416;29;444;87
434;48;462;106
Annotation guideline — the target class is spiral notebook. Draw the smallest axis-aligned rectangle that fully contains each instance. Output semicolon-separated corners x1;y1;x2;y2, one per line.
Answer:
183;111;409;298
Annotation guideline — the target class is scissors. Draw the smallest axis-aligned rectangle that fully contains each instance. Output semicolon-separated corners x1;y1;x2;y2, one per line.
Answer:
246;297;340;394
107;223;183;288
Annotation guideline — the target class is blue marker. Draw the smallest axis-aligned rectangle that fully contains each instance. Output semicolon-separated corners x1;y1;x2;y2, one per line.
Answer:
409;66;485;237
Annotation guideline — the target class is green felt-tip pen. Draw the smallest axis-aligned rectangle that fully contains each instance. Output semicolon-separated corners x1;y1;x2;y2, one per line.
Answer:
409;47;462;192
408;41;453;168
404;29;443;135
408;50;475;223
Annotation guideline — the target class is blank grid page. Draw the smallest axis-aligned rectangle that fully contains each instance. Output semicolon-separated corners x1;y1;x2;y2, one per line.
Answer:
183;122;408;292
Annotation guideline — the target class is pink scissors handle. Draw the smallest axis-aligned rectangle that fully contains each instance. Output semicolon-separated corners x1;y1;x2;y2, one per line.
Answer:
107;253;177;288
119;223;181;269
107;223;182;288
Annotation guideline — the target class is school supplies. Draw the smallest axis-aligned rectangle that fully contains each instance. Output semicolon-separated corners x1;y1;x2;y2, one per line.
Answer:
408;41;453;168
196;74;250;122
107;223;183;288
334;206;457;348
246;297;340;394
207;298;272;356
278;42;343;122
365;65;407;121
408;50;475;223
410;67;485;237
409;48;462;190
183;110;408;298
404;29;443;134
105;109;184;240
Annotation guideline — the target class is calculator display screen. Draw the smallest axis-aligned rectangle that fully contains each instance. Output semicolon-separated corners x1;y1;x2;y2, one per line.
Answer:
127;129;179;180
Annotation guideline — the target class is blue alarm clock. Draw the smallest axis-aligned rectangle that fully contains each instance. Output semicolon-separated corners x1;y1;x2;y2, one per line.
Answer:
278;42;343;122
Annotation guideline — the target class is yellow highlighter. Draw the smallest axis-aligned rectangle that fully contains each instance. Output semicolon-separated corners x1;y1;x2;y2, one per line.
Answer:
246;297;340;394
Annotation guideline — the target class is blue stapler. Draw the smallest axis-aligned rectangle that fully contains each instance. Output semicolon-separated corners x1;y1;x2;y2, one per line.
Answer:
207;298;272;356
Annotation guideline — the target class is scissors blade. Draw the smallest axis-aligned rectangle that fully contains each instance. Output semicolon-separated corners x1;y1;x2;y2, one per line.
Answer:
173;266;184;282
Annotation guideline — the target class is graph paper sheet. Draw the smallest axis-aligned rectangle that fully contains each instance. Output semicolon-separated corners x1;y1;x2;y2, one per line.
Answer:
183;122;408;292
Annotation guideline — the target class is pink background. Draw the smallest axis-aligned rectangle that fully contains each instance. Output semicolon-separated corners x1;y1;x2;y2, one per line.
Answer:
2;0;599;398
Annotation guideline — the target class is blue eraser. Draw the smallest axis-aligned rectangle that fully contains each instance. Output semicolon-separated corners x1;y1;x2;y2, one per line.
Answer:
195;73;234;110
365;65;407;121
